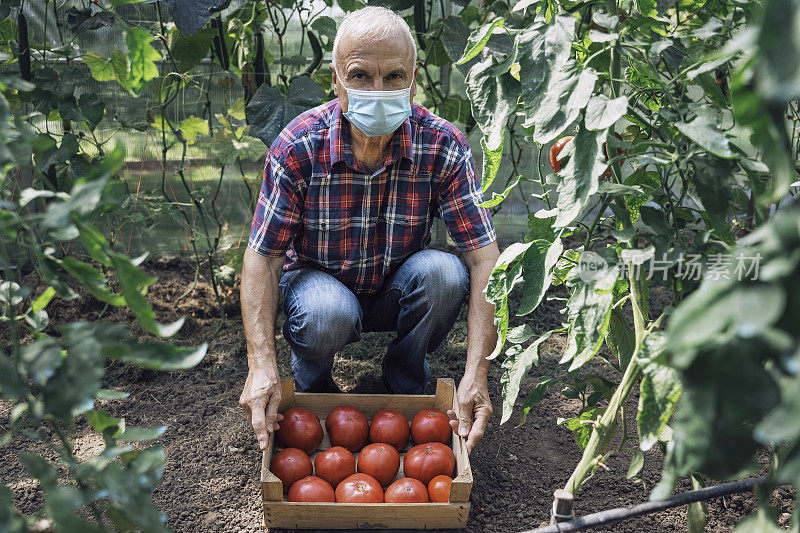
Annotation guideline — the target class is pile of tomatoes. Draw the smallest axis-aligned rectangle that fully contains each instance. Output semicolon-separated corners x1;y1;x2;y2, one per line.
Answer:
270;405;456;504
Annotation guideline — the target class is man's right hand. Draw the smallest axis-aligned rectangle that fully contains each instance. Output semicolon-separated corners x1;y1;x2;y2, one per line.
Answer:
239;363;283;450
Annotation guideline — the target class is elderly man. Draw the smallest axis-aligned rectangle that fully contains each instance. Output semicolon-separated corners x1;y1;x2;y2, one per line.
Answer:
239;6;500;454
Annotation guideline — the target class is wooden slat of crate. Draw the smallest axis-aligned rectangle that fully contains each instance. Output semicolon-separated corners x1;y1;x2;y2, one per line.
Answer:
261;377;473;529
263;502;470;529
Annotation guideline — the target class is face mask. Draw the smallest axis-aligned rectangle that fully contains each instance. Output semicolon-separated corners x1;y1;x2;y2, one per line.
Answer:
337;68;413;137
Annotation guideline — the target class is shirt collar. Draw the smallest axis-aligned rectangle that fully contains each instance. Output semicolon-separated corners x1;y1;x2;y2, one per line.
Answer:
329;100;414;171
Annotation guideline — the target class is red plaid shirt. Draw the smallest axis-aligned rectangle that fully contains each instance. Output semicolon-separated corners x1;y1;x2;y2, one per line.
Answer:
248;99;496;294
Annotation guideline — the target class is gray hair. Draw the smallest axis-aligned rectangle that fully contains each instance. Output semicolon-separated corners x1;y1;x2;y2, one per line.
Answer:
331;6;417;72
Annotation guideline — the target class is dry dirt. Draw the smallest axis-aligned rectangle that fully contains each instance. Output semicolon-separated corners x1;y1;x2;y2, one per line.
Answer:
1;256;795;532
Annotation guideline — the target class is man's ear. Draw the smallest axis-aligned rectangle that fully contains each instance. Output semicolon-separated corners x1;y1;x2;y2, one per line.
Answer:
410;65;419;99
330;63;339;98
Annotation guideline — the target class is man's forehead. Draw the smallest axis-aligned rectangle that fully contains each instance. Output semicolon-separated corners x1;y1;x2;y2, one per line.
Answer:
337;33;414;69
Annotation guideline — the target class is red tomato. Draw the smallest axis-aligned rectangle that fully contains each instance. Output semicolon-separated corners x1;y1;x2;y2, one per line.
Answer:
411;409;452;445
275;407;323;454
601;132;626;180
326;405;369;452
335;473;384;503
403;443;456;485
428;475;453;503
314;446;356;489
357;443;400;486
270;448;313;492
385;477;429;503
287;476;335;502
369;409;410;451
549;136;573;173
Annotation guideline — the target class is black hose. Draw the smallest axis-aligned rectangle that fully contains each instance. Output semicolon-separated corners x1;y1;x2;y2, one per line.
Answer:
521;477;768;533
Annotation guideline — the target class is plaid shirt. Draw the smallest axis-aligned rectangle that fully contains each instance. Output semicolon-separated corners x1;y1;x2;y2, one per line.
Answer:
248;99;496;294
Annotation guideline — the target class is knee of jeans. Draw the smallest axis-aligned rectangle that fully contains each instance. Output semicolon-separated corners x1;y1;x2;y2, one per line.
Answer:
413;250;469;304
284;296;361;360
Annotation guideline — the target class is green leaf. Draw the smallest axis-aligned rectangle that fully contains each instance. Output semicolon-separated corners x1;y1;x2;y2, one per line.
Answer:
457;18;505;64
19;338;64;386
0;483;25;533
507;324;535;344
0;280;29;307
606;308;635;368
687;473;708;533
465;56;519;152
627;450;644;479
501;332;553;424
108;252;186;338
553;126;608;227
667;282;785;368
96;389;130;400
18;452;58;488
585;95;628;131
83;50;131;92
440;15;473;66
42;323;112;421
58;257;125;306
481;173;521;209
119;426;167;441
479;132;504;194
528;63;597;144
638;357;682;452
78;93;105;130
519;376;555;426
676;116;735;158
0;352;26;399
518;238;563;316
560;408;600;450
561;251;618;371
35;132;79;171
517;15;576;129
179;116;209;145
245;76;325;147
164;0;229;35
169;28;214;72
85;409;123;435
126;27;161;91
104;341;207;371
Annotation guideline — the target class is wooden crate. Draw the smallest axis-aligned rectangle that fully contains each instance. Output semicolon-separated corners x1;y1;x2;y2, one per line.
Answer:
261;377;473;530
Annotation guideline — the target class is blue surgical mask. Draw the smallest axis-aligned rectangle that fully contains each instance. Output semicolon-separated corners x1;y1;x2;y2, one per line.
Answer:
337;69;414;137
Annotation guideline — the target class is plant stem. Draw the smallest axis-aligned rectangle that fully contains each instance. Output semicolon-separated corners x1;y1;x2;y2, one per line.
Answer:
564;266;646;495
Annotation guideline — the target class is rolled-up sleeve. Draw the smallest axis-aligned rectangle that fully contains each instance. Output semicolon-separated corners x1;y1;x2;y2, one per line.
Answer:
438;149;497;251
248;152;304;257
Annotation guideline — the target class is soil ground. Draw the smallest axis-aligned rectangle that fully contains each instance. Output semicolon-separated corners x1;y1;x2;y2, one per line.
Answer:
1;256;795;532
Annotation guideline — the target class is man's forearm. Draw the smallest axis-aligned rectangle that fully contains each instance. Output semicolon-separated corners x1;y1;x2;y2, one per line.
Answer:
241;247;284;370
462;242;501;377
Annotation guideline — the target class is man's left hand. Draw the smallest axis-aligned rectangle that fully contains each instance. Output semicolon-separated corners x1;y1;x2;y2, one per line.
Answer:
447;372;492;454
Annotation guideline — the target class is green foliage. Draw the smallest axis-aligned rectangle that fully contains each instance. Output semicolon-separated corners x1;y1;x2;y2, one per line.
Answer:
0;88;206;530
473;0;800;522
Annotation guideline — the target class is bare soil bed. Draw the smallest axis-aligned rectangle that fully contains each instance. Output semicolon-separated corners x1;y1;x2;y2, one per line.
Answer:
1;256;794;532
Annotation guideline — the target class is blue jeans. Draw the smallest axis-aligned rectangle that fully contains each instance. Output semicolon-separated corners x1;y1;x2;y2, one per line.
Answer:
278;249;470;394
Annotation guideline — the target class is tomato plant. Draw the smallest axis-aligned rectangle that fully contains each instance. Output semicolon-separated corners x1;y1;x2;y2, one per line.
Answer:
428;475;453;503
276;407;324;454
314;446;356;489
410;409;452;445
385;478;429;503
369;409;410;451
403;443;456;485
287;476;335;503
357;443;401;486
326;405;369;452
334;473;384;503
456;0;800;526
270;448;314;492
